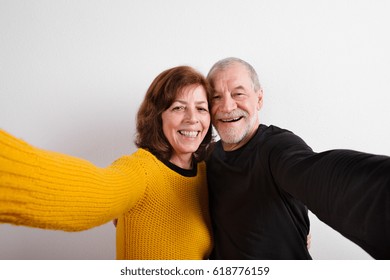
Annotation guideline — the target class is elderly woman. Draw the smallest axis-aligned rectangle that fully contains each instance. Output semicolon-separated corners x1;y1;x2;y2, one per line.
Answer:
0;66;214;259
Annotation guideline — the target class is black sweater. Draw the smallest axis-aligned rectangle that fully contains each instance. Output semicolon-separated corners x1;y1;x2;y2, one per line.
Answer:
207;124;389;259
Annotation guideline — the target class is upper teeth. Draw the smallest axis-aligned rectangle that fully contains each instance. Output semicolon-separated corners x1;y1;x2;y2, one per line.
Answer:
179;131;199;137
221;117;241;122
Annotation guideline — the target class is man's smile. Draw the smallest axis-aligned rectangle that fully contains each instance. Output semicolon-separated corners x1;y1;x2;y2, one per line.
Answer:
220;116;244;123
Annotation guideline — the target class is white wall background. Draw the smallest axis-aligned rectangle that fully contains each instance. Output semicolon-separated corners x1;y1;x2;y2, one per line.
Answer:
1;0;389;260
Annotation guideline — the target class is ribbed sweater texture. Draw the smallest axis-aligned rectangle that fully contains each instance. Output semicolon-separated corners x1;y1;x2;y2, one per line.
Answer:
0;129;212;259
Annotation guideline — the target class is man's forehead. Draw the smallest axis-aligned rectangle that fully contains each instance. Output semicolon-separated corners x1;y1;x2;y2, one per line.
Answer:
212;70;252;91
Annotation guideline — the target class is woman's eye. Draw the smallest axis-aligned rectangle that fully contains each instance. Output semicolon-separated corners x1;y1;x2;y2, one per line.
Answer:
198;107;208;112
172;106;185;111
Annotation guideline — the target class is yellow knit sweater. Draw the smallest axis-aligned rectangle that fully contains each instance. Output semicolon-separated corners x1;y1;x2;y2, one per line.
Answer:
0;129;212;259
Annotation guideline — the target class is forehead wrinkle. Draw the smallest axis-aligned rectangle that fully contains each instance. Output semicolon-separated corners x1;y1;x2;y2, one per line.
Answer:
172;99;208;105
233;85;246;91
213;84;248;95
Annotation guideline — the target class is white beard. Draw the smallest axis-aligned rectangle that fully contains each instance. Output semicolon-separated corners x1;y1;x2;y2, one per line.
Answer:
215;109;258;145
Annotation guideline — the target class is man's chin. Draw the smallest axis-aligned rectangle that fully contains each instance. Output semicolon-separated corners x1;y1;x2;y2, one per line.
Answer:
218;132;244;145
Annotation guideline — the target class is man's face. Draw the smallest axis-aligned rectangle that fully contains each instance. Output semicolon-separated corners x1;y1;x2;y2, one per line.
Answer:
210;62;263;151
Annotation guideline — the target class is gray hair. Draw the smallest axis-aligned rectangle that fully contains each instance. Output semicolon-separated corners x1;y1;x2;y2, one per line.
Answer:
207;57;262;91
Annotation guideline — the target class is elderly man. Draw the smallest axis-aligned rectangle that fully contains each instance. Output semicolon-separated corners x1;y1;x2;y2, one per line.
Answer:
206;57;389;259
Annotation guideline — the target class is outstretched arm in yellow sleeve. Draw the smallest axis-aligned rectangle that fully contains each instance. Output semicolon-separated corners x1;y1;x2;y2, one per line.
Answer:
0;129;146;231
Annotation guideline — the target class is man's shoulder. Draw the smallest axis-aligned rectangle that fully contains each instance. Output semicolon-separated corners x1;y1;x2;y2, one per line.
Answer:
258;124;296;142
261;125;313;157
262;124;293;135
259;124;310;149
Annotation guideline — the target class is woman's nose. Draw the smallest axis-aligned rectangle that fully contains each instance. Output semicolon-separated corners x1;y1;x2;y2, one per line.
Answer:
184;108;199;123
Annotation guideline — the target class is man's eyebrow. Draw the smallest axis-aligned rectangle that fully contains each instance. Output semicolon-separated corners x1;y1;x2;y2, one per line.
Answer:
214;85;245;93
233;85;246;91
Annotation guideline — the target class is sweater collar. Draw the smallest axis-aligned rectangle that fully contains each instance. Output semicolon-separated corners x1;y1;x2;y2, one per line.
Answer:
162;159;198;177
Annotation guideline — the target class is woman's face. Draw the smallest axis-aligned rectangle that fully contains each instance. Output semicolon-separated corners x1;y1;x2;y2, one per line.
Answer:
161;84;210;168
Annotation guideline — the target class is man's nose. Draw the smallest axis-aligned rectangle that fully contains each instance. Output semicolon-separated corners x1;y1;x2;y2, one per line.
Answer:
220;95;237;113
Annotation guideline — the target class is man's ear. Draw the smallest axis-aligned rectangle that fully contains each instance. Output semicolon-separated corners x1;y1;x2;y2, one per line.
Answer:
256;89;264;110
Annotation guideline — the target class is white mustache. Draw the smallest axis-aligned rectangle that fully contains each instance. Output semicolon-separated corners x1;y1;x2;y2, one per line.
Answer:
215;109;248;120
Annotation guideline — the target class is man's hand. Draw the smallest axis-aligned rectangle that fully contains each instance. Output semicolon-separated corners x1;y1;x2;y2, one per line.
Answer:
307;233;312;250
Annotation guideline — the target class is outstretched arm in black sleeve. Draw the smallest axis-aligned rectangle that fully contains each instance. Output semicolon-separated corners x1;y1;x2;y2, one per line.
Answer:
268;127;390;259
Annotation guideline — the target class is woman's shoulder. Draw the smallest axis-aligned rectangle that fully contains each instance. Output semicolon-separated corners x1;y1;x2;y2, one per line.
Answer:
112;148;162;171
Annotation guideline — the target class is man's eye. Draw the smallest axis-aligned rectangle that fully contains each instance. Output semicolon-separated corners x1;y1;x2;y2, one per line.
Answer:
233;92;245;99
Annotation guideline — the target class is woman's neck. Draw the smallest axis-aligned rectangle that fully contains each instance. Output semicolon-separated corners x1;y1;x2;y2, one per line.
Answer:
169;155;193;170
